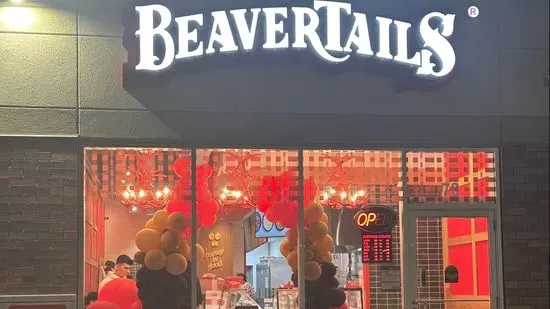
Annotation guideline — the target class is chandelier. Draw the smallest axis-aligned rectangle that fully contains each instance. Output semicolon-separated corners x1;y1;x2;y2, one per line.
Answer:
218;152;259;208
118;150;171;210
317;154;368;209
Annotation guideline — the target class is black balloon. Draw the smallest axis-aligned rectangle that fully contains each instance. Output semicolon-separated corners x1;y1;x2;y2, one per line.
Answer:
320;262;337;279
328;288;347;307
329;277;339;288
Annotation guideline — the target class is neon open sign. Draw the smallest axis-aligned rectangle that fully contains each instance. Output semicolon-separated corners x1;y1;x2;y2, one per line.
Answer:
134;1;457;78
353;205;398;234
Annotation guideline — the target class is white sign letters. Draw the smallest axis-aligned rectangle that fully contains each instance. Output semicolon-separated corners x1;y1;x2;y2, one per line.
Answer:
135;1;456;78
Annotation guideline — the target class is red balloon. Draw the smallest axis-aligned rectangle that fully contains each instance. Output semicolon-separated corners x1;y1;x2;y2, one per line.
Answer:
130;301;142;309
197;164;213;178
166;201;187;214
173;157;190;178
304;179;319;206
98;278;138;309
88;301;120;309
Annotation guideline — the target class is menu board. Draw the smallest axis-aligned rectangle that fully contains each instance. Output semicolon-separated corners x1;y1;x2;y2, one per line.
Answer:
361;233;392;263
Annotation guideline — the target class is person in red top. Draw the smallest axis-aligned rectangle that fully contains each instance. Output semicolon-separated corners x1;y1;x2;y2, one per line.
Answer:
98;255;134;292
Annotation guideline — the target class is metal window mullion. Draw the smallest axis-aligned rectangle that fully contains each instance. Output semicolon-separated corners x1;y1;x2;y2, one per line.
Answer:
191;148;198;309
297;149;306;309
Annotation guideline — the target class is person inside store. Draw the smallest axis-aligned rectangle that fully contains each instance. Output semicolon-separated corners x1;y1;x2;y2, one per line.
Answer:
102;260;115;279
84;291;97;307
98;254;134;291
237;273;256;299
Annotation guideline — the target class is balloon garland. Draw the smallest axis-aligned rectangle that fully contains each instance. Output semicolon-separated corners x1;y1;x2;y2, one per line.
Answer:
134;209;206;275
282;203;346;309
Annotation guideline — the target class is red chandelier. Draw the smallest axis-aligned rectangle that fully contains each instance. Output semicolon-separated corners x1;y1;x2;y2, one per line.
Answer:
317;154;369;209
218;152;259;208
118;150;171;210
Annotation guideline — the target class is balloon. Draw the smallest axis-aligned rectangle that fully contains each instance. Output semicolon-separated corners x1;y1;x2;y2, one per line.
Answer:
303;179;319;205
165;253;188;275
304;249;315;261
328;288;347;307
167;212;188;233
320;262;338;279
130;301;142;309
305;203;324;223
98;278;138;309
279;239;293;258
166;201;187;215
315;249;333;263
135;228;161;252
133;251;145;265
200;213;217;228
329;277;339;288
173;157;190;178
307;221;329;241
286;250;298;271
88;301;120;309
316;235;334;252
178;237;191;258
196;244;205;261
304;261;322;281
286;229;298;246
152;210;169;230
321;213;329;224
144;249;166;270
144;219;162;232
161;230;180;252
197;164;213;179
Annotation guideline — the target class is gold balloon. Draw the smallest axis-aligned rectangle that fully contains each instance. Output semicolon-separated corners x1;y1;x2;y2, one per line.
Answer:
305;203;324;223
286;229;298;246
316;235;334;252
196;244;205;261
286;250;298;271
135;228;161;252
153;209;169;230
165;253;188;275
167;212;188;233
145;219;162;232
304;260;322;281
304;249;315;261
279;239;293;258
306;221;329;241
134;251;145;265
178;238;191;259
320;251;333;263
144;249;167;270
321;213;329;224
161;230;180;252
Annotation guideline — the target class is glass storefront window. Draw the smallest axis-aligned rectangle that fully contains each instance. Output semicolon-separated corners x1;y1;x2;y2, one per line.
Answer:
82;147;500;309
406;152;497;204
196;149;300;309
304;150;403;309
83;147;193;308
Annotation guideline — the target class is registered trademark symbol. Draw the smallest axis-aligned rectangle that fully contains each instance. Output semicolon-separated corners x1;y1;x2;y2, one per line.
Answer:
468;6;480;18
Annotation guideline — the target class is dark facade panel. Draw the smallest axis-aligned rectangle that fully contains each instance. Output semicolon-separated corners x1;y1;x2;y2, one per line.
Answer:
0;137;79;295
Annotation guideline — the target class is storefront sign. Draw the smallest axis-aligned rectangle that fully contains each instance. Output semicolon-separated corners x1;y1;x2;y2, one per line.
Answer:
362;233;392;263
353;205;398;234
355;206;397;263
134;1;456;77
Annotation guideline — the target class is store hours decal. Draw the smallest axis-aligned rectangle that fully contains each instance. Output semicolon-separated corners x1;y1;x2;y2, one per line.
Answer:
353;205;398;264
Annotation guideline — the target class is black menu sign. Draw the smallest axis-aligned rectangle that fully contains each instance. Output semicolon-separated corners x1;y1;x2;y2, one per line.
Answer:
361;233;392;263
354;206;397;264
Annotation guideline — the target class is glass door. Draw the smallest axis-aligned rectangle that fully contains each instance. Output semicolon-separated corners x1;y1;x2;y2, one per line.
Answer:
404;210;497;309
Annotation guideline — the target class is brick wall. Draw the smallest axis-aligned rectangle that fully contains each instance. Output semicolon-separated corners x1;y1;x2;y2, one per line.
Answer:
0;137;78;295
501;143;550;309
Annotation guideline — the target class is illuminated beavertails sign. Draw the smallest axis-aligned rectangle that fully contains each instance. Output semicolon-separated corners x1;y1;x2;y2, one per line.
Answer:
134;1;457;78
